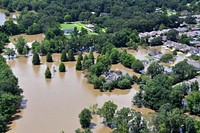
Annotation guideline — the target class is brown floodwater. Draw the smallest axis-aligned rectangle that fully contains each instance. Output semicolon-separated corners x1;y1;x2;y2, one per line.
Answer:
7;54;153;133
9;34;45;44
125;46;186;67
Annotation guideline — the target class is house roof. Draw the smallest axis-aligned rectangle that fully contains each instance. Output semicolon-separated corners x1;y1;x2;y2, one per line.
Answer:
148;50;162;56
187;59;200;70
86;24;94;28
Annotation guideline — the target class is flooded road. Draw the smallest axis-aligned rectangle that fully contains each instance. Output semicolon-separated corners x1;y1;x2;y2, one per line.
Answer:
7;54;151;133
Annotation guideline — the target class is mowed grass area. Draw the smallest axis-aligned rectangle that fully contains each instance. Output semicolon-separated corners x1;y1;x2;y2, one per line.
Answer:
60;22;98;36
60;22;86;30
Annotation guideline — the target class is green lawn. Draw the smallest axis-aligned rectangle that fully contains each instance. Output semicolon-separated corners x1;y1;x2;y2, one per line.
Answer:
60;22;99;37
60;22;86;30
166;9;176;15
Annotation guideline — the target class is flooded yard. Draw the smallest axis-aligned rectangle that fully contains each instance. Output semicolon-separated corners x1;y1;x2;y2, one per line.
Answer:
9;34;45;44
7;54;153;133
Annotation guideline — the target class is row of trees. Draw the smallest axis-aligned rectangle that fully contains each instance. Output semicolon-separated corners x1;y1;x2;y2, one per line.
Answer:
0;56;22;132
1;0;200;35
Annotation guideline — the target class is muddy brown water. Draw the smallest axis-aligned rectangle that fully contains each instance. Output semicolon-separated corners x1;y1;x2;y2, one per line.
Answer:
9;34;45;44
125;46;186;66
6;54;154;133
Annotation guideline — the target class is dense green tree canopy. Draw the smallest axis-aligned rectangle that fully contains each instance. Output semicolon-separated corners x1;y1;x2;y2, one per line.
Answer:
59;63;66;72
147;62;164;78
99;100;118;127
172;60;197;83
131;59;144;73
45;67;52;78
32;53;40;65
79;108;92;128
0;56;22;132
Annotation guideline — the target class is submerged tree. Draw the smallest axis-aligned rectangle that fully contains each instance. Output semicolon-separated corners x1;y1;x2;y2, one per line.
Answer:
99;100;118;127
46;52;53;62
32;52;40;65
59;63;66;72
45;67;51;78
15;36;26;55
60;50;68;62
76;56;82;70
68;49;75;61
79;108;92;128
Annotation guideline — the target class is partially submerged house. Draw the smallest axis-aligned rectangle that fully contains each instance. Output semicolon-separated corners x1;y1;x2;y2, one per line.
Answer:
105;70;123;82
164;41;190;53
148;50;163;61
188;47;200;56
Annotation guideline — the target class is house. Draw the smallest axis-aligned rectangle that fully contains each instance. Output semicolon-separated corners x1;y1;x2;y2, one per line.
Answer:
138;29;170;39
164;41;190;53
105;70;123;82
148;50;163;61
186;31;200;38
100;13;108;17
188;47;200;56
176;27;188;32
85;24;94;32
154;54;163;61
64;28;74;35
181;10;191;16
195;44;200;48
148;50;162;56
190;40;200;45
162;36;167;42
164;66;172;73
187;59;200;71
179;45;191;53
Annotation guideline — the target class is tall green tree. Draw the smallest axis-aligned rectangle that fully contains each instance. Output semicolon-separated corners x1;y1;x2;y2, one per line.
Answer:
99;101;118;127
190;81;199;92
15;36;26;55
76;56;82;70
109;48;119;64
147;62;164;78
131;59;144;73
32;53;40;65
172;60;197;83
60;50;68;62
186;91;200;115
46;52;53;62
68;49;75;61
88;50;95;64
45;67;51;78
59;63;66;72
143;74;172;110
79;108;92;128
